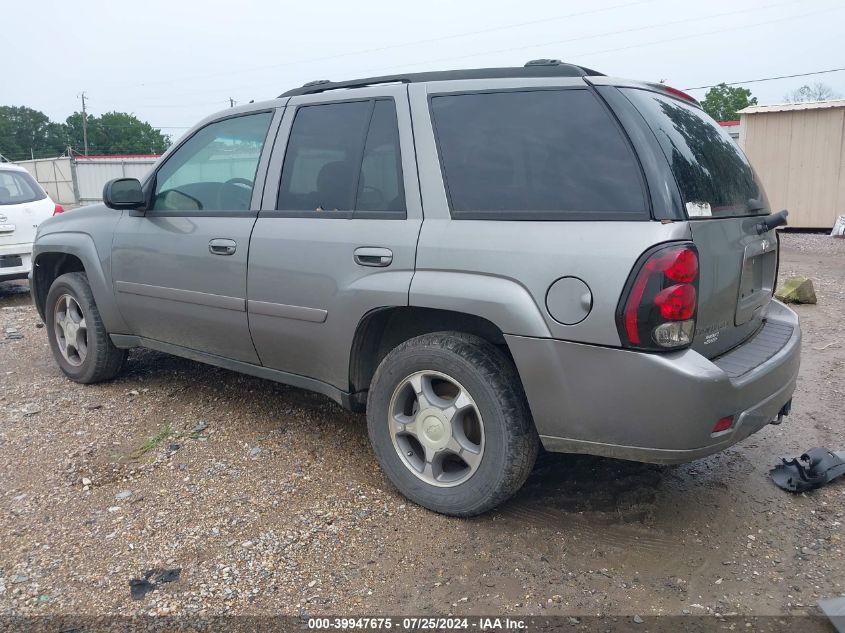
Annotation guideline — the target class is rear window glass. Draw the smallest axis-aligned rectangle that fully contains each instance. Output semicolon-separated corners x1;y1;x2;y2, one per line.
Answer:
429;89;647;220
0;170;47;205
621;89;768;218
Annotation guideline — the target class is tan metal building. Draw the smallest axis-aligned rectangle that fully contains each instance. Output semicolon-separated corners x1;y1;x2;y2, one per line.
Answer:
738;99;845;228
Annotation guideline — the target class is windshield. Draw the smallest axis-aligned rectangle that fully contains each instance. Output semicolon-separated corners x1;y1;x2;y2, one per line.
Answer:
0;169;47;206
621;88;769;218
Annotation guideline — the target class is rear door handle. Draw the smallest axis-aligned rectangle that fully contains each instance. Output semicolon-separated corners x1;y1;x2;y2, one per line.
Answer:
354;247;393;267
209;238;237;256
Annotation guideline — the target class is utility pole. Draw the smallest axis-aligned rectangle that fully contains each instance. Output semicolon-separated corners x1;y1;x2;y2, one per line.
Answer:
80;92;89;156
229;97;236;108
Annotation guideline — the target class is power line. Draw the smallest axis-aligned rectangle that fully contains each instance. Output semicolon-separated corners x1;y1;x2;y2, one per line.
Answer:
64;62;845;131
684;67;845;91
354;0;827;77
107;0;656;92
124;0;803;101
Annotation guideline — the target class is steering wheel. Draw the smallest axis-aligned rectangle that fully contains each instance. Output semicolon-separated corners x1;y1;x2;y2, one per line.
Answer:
217;177;254;210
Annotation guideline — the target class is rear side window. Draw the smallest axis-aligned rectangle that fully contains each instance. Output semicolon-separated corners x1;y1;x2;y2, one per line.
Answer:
0;170;47;205
429;89;647;220
277;99;405;218
621;89;768;218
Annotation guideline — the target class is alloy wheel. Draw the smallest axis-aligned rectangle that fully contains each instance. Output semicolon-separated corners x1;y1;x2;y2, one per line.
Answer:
388;370;485;487
53;294;88;367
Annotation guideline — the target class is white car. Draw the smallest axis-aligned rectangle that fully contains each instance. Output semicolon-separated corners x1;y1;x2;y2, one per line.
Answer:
0;163;63;281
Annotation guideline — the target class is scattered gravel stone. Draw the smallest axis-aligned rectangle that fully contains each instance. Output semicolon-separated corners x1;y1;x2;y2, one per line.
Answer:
115;491;132;500
781;232;845;257
0;241;842;617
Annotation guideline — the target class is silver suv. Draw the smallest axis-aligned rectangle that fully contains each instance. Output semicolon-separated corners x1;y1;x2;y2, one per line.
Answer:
30;61;801;516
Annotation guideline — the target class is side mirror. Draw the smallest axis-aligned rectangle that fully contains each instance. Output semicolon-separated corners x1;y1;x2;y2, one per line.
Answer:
103;178;145;210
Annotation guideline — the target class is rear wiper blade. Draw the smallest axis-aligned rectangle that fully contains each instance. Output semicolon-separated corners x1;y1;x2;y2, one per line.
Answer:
756;209;789;234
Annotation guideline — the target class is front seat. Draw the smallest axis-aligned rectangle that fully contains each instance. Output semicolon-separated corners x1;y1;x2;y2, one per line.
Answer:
314;160;356;211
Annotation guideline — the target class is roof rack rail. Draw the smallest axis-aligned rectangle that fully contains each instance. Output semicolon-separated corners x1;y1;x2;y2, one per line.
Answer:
524;58;564;66
279;62;603;97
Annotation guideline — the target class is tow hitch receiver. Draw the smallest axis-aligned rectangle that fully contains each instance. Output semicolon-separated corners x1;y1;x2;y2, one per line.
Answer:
770;448;845;493
769;399;792;425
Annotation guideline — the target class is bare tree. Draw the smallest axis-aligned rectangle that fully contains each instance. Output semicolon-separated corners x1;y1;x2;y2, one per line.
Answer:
784;82;841;103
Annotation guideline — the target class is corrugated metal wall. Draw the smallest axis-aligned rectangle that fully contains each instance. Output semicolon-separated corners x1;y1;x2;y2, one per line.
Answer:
74;157;157;203
14;156;158;206
740;107;845;228
15;157;76;206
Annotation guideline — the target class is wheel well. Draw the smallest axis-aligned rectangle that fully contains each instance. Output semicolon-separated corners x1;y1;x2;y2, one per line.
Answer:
349;307;510;396
32;253;85;318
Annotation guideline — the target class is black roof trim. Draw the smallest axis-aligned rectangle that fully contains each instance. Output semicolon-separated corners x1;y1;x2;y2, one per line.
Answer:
279;63;604;97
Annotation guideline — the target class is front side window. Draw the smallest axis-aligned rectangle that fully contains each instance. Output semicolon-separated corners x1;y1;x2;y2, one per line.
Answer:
152;112;273;213
277;99;405;217
0;170;47;205
429;89;647;220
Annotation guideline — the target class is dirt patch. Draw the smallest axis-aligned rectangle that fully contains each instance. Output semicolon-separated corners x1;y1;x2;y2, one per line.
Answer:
0;233;843;617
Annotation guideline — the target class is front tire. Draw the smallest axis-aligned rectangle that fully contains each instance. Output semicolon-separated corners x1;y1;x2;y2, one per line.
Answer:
45;272;126;383
367;332;539;516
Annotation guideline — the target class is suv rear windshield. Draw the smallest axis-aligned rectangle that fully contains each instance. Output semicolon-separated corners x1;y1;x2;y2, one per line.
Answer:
0;169;47;206
621;88;769;219
429;89;647;220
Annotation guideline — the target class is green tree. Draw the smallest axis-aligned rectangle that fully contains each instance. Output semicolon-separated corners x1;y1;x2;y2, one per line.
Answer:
701;83;757;122
0;105;67;160
65;111;170;155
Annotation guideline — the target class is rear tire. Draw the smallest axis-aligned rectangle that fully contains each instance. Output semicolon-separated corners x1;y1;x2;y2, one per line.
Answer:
367;332;539;516
45;272;126;383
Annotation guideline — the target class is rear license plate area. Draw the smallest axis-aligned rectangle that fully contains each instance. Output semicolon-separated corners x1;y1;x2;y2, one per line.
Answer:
736;240;777;325
0;255;23;269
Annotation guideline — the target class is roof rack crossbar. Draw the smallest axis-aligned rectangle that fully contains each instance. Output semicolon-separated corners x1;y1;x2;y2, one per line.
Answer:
279;62;604;97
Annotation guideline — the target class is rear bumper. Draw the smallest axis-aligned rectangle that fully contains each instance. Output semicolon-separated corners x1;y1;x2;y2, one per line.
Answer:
507;300;801;464
0;243;33;280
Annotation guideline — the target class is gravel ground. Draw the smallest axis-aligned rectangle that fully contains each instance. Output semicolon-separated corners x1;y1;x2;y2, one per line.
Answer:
0;232;843;618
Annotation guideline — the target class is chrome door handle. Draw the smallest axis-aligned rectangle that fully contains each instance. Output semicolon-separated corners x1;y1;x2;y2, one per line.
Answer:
354;247;393;267
209;238;237;256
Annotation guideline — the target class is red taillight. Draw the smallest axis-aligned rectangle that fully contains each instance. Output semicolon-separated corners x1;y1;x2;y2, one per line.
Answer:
663;85;700;105
712;416;734;434
618;244;699;350
664;248;698;283
53;204;65;216
655;284;696;320
649;83;702;107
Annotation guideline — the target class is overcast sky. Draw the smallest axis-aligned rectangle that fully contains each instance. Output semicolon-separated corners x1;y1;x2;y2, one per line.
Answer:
4;0;844;141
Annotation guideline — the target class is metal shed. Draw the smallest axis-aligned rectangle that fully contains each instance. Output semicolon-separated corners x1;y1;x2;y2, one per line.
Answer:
738;100;845;228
